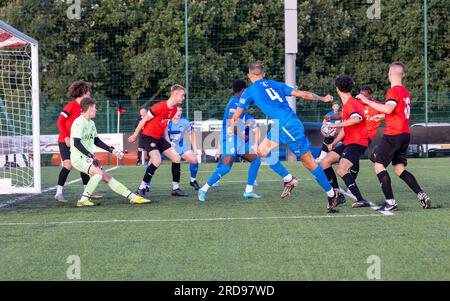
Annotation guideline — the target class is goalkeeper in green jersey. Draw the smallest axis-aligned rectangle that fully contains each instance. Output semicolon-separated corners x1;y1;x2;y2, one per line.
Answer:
70;98;151;207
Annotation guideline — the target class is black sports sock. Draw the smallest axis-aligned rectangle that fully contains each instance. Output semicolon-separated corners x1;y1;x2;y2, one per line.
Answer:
350;161;359;180
377;170;395;200
80;172;90;186
57;167;71;186
143;164;158;183
324;167;339;189
172;162;181;183
322;137;334;152
342;173;364;202
137;151;142;163
399;170;422;194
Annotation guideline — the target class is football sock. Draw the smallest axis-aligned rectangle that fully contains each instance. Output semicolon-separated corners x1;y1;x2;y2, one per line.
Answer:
142;164;157;187
172;162;181;183
206;164;231;188
342;173;364;202
80;174;102;201
80;172;90;186
216;158;223;170
245;185;253;193
247;157;261;186
310;165;333;193
200;183;210;192
189;163;199;180
324;167;339;189
268;160;289;178
107;177;132;198
283;174;293;182
399;170;422;194
56;185;63;195
57;167;70;186
350;161;360;180
377;170;395;200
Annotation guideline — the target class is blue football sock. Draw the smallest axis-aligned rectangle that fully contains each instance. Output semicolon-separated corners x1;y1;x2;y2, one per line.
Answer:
190;163;199;179
267;160;289;178
247;157;261;185
310;165;333;192
216;158;223;170
207;164;231;186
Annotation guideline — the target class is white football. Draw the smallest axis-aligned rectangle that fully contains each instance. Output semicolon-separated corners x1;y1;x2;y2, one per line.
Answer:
321;123;337;137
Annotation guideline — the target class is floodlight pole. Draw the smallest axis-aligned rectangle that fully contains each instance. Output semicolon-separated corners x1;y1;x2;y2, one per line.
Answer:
285;0;297;161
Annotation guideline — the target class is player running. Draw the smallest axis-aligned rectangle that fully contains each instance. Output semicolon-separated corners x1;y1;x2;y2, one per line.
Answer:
230;63;340;211
128;84;188;197
55;81;102;203
70;98;150;207
198;79;262;202
165;106;201;190
320;75;371;209
357;62;431;211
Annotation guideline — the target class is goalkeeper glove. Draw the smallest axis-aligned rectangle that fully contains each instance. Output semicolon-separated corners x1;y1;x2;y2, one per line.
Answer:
112;148;125;159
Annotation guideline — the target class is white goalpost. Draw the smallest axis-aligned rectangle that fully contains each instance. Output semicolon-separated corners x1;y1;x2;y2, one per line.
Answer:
0;20;41;194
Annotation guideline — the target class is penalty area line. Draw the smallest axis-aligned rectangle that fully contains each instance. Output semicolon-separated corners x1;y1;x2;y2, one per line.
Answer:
0;213;387;227
0;166;120;209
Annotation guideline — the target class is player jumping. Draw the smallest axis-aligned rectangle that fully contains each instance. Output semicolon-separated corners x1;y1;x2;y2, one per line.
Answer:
70;98;150;207
230;63;340;211
128;84;188;197
166;106;201;190
198;79;262;201
357;62;431;211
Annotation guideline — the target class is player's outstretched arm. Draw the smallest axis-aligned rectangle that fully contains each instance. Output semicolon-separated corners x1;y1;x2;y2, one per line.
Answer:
324;112;343;121
329;116;362;128
73;138;95;159
328;128;345;151
128;114;151;143
93;137;124;159
357;94;396;114
291;89;333;102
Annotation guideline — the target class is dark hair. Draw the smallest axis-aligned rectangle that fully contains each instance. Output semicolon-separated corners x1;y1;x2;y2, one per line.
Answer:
80;97;96;112
232;79;246;94
67;80;91;98
332;101;340;106
335;75;354;93
360;85;373;95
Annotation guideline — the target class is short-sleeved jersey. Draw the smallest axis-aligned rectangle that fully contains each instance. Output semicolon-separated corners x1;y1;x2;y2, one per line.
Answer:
342;97;368;147
384;85;411;135
238;79;295;126
142;101;177;139
57;99;81;142
223;96;256;141
363;98;382;141
70;115;98;157
325;110;342;124
168;117;192;147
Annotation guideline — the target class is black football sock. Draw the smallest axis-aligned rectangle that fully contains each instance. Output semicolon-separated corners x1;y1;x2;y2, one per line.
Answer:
377;170;395;200
342;173;364;202
57;167;71;186
324;167;339;189
399;170;423;194
80;172;90;186
350;161;360;180
172;162;181;183
322;137;334;152
143;164;158;183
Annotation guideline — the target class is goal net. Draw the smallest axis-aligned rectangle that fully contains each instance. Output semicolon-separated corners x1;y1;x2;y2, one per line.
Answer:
0;20;40;194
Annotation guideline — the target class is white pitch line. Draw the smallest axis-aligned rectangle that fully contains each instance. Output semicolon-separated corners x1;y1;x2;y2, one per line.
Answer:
339;188;394;216
0;166;120;208
0;213;385;227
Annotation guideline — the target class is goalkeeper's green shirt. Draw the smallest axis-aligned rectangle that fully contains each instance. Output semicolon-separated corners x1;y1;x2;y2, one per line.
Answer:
70;115;98;158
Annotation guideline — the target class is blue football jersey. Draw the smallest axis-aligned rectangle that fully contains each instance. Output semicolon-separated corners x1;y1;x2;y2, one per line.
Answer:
238;79;295;126
325;110;342;124
168;117;192;147
222;96;256;140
